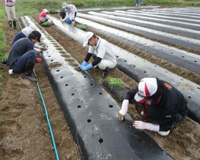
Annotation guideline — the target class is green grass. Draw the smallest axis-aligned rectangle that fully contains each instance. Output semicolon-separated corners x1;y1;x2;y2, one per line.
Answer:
0;6;7;90
0;115;3;123
15;0;200;12
106;77;125;89
76;24;87;30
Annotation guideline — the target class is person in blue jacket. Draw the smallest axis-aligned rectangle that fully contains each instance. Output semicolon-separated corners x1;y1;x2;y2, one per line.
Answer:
7;31;41;82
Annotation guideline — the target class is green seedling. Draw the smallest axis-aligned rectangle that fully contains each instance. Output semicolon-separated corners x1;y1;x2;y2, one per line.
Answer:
106;76;125;89
41;21;52;27
76;24;87;30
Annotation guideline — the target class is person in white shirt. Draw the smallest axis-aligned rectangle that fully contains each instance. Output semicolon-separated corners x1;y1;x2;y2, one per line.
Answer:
80;32;117;78
61;3;77;26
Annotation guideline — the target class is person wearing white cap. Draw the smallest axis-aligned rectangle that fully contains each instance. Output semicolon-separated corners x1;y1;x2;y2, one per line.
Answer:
61;3;77;25
80;32;117;78
118;77;188;136
12;27;33;45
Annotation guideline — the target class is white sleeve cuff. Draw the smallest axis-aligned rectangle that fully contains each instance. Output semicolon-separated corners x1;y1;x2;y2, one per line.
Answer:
119;99;129;116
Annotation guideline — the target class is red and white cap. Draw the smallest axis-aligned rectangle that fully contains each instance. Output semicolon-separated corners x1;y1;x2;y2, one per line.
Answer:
134;78;158;103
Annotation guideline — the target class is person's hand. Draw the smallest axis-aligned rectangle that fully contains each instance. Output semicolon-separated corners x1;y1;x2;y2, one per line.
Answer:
80;63;93;71
132;121;160;131
118;112;125;121
79;61;88;69
132;121;146;130
34;47;42;53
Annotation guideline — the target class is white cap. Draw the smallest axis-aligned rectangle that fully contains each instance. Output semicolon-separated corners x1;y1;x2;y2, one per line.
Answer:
83;32;94;47
21;27;32;37
134;78;158;103
62;3;69;8
43;9;48;13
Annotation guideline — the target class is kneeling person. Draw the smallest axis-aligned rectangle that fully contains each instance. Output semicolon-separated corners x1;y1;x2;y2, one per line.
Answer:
7;31;41;82
80;32;117;78
118;77;188;136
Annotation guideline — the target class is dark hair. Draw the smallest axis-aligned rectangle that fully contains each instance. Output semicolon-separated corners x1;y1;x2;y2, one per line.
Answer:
28;33;37;40
151;78;165;100
92;35;97;38
60;11;66;19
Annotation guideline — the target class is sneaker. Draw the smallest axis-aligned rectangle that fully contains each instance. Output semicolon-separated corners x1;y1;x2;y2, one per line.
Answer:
2;58;7;65
8;69;13;75
157;130;170;136
23;74;37;82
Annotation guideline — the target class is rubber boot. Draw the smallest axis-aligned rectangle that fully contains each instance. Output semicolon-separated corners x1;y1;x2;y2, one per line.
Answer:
13;20;17;29
8;21;12;29
23;61;37;82
1;58;7;65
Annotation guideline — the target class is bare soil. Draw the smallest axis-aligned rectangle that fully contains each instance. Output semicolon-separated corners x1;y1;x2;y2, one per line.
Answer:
0;21;81;160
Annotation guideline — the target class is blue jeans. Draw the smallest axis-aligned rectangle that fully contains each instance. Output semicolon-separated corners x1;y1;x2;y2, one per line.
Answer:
13;50;36;73
12;32;26;45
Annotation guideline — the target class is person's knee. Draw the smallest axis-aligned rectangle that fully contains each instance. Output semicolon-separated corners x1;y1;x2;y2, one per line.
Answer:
97;63;106;70
27;50;37;62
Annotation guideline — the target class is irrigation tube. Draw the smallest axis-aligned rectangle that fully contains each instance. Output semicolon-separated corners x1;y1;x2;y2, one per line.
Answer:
34;70;60;160
19;15;60;160
14;4;59;159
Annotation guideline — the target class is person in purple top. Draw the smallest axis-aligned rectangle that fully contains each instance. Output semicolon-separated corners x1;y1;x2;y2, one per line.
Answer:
5;0;17;29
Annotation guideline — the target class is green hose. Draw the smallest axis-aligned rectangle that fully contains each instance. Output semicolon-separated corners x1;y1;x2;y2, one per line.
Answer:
34;70;60;160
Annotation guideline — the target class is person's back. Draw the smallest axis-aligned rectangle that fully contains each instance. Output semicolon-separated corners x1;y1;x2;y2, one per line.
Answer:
118;77;188;136
62;3;77;22
39;9;48;23
7;37;34;68
146;81;188;131
92;38;116;63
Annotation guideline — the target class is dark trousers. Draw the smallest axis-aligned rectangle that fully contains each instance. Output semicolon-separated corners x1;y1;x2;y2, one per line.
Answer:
12;32;26;45
136;0;140;4
13;50;36;73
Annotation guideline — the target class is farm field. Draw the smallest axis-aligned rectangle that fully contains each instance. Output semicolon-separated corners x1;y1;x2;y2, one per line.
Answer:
0;0;200;160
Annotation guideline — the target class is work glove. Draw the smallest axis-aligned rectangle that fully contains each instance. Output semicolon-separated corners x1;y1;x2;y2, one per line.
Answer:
118;99;129;121
36;58;42;63
80;63;93;71
79;61;88;68
132;121;160;132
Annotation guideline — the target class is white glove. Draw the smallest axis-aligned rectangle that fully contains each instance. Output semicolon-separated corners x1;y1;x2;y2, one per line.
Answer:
34;47;42;53
133;121;160;132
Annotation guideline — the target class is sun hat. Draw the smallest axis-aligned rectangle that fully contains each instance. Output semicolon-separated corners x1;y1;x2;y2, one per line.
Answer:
62;3;69;9
83;32;94;47
43;9;48;13
134;78;158;103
